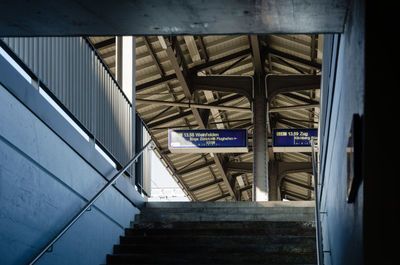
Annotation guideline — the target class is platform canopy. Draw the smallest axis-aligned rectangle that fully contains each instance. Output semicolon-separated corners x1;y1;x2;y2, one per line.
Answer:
88;34;322;202
0;0;343;202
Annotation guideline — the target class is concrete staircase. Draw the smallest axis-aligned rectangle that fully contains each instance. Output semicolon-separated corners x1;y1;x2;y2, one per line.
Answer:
106;201;317;265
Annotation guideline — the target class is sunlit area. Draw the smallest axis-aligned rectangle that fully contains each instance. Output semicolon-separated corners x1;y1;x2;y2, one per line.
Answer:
149;151;189;201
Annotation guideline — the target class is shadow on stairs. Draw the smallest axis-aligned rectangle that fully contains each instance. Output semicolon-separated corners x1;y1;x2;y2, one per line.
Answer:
105;201;317;265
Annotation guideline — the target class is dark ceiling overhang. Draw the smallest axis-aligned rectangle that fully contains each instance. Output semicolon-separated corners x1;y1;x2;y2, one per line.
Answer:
0;0;349;36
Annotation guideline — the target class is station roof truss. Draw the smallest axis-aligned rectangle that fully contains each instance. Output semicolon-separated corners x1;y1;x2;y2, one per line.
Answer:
88;34;322;202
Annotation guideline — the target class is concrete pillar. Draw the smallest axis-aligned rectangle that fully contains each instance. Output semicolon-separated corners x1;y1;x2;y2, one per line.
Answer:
116;36;136;180
268;161;280;201
115;36;123;85
122;36;135;104
252;73;269;201
116;36;135;104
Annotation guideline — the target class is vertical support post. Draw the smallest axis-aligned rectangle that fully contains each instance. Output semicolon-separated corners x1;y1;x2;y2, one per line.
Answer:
268;161;279;201
130;37;136;186
127;37;136;185
252;73;269;201
135;115;143;192
122;36;135;103
115;36;123;84
116;36;136;183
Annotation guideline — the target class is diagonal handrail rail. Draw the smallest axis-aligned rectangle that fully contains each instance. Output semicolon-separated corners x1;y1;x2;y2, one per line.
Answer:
29;139;153;265
311;139;323;265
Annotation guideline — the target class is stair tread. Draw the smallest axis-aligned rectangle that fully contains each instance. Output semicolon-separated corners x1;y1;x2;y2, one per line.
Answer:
106;204;317;265
113;245;316;255
102;262;317;265
144;201;315;208
107;252;317;264
121;234;316;239
131;221;315;229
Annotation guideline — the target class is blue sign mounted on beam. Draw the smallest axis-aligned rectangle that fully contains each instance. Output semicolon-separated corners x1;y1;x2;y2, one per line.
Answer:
272;128;318;152
168;129;248;153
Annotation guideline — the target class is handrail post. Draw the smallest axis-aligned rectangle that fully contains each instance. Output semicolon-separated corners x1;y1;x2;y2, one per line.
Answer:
311;139;324;265
29;139;153;265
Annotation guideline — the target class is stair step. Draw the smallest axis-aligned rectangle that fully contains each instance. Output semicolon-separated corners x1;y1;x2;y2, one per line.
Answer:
144;201;315;208
106;203;317;265
126;225;315;237
102;262;317;265
140;206;314;215
107;252;317;264
135;212;314;222
141;207;314;214
114;239;316;254
131;220;315;230
119;234;315;245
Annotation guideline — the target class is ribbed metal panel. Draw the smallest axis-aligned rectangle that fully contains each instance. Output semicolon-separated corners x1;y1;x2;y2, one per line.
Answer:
2;37;132;167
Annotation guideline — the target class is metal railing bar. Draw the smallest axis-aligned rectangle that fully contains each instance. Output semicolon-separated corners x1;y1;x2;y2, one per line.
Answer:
311;139;323;265
29;139;153;265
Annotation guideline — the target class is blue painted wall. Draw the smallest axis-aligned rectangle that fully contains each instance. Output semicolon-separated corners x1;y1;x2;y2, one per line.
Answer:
0;82;139;264
319;0;364;264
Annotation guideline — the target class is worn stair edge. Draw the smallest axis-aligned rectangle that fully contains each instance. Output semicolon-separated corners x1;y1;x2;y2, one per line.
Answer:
124;226;316;237
106;252;317;264
134;212;315;223
101;262;317;265
141;207;315;215
130;220;316;229
119;235;316;245
144;201;315;208
114;239;316;254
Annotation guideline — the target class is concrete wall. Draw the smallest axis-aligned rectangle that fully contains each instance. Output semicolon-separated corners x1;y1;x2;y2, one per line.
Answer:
0;79;139;263
318;0;364;264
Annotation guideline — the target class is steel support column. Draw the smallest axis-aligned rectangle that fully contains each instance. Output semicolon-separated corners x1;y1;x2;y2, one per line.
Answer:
115;36;136;180
268;161;279;201
251;35;269;202
252;73;269;201
115;36;123;84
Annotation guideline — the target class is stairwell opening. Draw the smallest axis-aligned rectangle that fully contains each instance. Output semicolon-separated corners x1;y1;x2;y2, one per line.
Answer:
0;1;368;264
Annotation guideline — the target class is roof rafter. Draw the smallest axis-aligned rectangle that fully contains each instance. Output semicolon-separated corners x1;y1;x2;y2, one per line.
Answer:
93;37;115;50
189;179;224;192
136;48;252;91
266;46;322;69
163;36;238;200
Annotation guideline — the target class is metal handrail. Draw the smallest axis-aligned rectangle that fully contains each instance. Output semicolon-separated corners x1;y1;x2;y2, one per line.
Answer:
311;139;323;265
29;139;153;265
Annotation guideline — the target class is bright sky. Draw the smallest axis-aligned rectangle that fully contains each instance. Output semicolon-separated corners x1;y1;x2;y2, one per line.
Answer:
149;151;189;201
150;151;176;187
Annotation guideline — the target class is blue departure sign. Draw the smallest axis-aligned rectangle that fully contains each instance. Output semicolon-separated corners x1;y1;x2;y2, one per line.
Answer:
273;128;318;152
168;129;248;153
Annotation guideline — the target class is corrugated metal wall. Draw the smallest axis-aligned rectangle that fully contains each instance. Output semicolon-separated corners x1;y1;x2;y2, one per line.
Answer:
1;37;132;167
